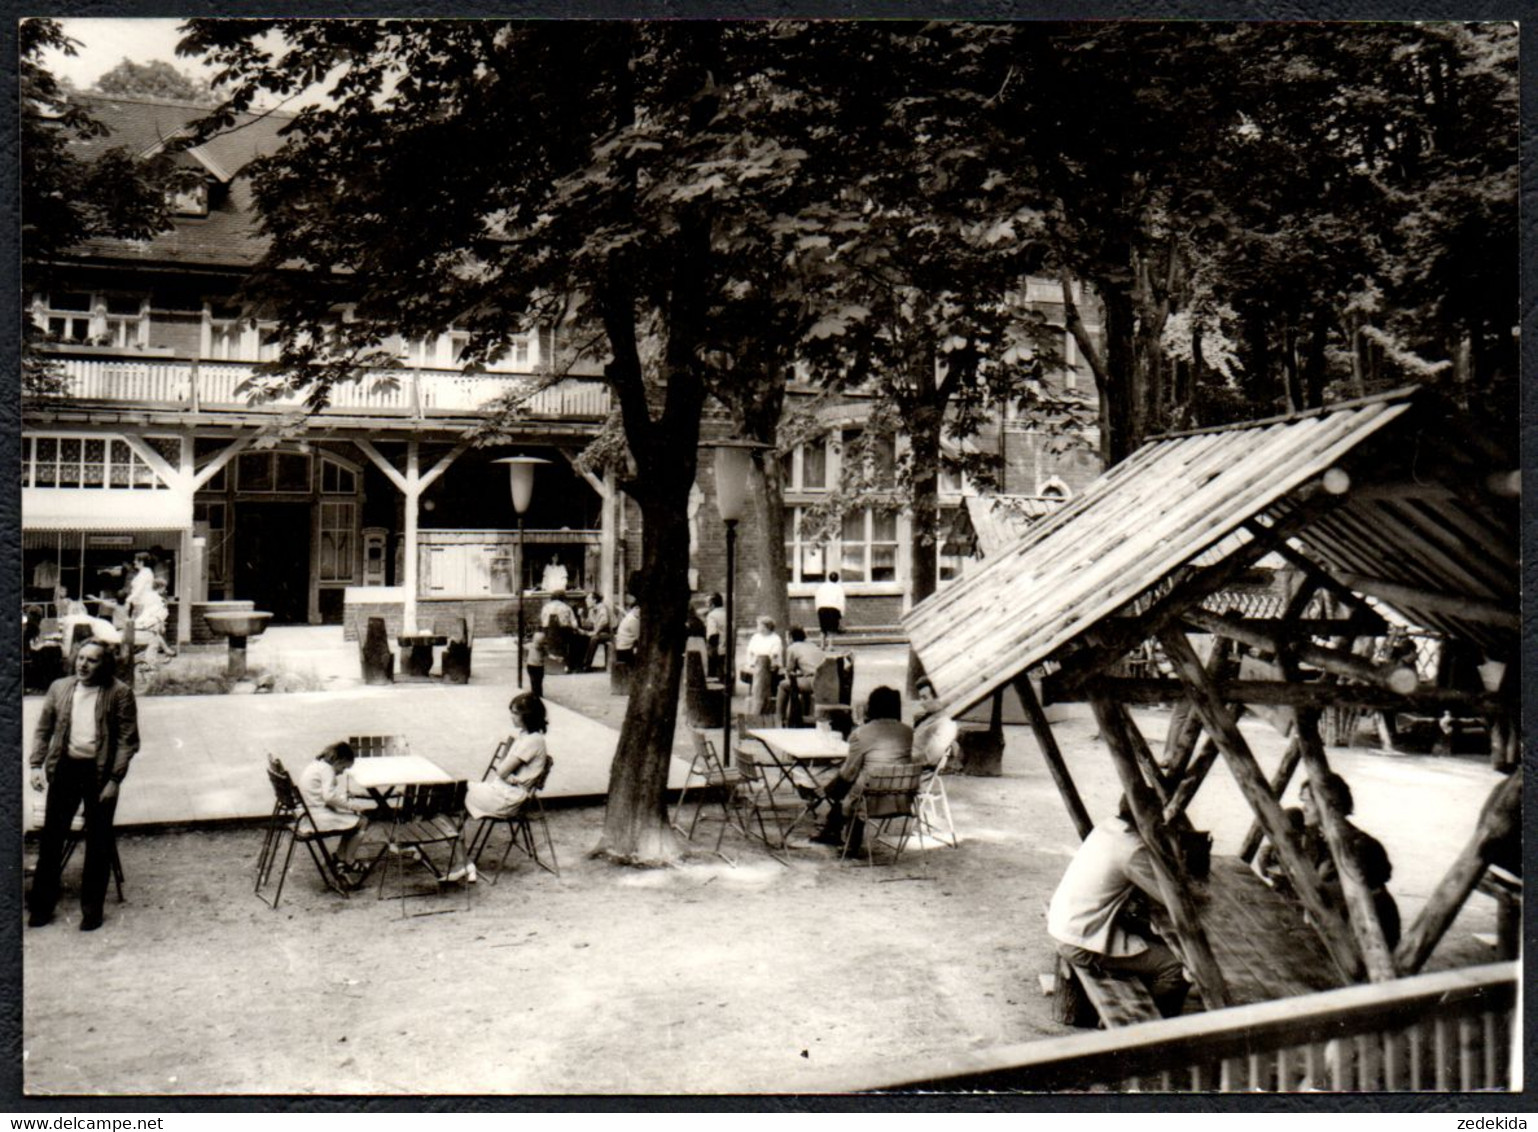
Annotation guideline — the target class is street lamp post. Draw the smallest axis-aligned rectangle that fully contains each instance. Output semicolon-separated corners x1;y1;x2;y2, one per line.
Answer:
711;441;758;765
496;455;548;690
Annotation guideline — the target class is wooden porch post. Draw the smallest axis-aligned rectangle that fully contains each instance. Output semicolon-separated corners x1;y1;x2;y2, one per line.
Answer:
1089;689;1231;1010
1013;673;1093;840
1395;769;1522;974
402;440;421;634
176;436;195;645
1158;628;1363;981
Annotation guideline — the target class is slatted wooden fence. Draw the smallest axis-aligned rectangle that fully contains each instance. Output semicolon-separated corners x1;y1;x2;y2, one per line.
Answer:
819;962;1518;1094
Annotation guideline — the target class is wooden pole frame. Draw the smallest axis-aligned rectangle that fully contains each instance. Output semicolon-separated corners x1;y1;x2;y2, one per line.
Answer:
1012;673;1093;841
1158;628;1363;981
1088;688;1232;1010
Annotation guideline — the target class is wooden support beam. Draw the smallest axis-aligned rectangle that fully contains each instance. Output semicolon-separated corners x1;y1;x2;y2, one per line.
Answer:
354;438;408;494
1395;770;1522;975
1159;634;1231;781
1238;737;1302;863
1089;689;1231;1010
1082;678;1496;713
402;440;421;633
190;432;257;490
1050;502;1336;695
1161;736;1222;826
1158;628;1363;982
1293;709;1399;983
417;441;470;493
1013;673;1092;840
1183;608;1418;694
1272;543;1385;629
1122;712;1173;808
1333;572;1517;630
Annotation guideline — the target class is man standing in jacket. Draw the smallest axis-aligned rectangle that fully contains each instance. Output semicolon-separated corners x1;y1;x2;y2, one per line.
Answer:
28;639;140;931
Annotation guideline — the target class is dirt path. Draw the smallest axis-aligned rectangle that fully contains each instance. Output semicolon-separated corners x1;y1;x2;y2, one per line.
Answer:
22;708;1500;1095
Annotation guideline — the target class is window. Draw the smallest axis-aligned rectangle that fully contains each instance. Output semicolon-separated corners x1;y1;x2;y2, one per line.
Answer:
172;180;209;216
783;438;830;493
784;506;829;584
320;458;357;495
206;304;245;360
841;429;896;489
938;507;966;583
35;293;147;348
42;293;93;343
841;509;899;583
194;501;228;586
319;501;356;582
237;450;312;494
24;435;168;490
784;504;900;587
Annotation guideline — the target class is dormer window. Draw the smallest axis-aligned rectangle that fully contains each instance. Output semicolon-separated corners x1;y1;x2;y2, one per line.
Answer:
172;179;209;217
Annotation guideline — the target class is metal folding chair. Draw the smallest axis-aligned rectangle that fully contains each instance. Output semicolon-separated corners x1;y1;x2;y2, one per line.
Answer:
348;734;410;757
467;757;559;882
61;807;125;903
255;755;355;908
915;719;959;848
842;764;926;871
374;779;471;916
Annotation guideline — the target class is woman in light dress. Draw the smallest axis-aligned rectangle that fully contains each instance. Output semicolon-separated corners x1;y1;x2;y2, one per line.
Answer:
296;741;371;871
447;692;552;883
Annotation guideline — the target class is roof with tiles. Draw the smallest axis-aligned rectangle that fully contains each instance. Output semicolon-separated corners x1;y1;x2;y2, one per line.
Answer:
63;94;293;270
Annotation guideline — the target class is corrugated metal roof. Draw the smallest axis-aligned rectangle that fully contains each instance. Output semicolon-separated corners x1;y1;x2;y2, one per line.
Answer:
904;391;1475;716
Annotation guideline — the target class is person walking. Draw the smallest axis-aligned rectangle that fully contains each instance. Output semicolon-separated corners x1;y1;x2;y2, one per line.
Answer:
28;639;140;931
815;572;847;649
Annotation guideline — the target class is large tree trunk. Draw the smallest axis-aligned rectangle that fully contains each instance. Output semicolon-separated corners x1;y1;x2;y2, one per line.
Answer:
1100;286;1139;464
597;487;695;863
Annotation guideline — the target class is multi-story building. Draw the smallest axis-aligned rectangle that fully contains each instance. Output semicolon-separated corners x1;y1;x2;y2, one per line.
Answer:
23;93;1101;645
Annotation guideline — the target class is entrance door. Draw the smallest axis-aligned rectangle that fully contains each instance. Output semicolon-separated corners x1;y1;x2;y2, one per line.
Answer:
233;502;311;623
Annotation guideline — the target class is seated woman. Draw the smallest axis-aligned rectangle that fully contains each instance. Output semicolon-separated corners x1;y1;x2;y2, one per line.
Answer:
811;685;914;851
1257;772;1400;947
132;579;176;663
297;742;372;875
447;692;552;883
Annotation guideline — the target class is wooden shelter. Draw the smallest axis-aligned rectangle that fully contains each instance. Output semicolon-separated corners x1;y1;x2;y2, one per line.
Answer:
905;387;1520;1011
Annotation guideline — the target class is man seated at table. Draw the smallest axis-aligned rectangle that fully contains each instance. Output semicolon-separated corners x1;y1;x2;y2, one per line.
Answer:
775;626;826;726
810;685;913;851
579;593;614;672
1047;798;1190;1019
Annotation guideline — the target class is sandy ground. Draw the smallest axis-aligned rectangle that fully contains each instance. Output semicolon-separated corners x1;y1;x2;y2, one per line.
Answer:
21;707;1504;1096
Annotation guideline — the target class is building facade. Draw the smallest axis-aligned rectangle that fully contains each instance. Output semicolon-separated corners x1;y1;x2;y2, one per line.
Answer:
24;94;1102;645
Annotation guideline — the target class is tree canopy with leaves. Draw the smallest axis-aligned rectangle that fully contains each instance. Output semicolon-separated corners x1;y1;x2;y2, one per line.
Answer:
93;57;216;104
21;19;194;394
177;18;934;863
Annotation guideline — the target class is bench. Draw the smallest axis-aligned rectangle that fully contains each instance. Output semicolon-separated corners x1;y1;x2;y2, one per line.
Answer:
1056;955;1162;1028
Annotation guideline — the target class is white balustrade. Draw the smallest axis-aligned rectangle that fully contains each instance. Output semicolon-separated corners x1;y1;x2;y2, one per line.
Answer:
54;357;611;419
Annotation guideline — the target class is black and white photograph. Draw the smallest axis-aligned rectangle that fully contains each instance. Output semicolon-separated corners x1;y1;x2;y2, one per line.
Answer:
14;15;1522;1099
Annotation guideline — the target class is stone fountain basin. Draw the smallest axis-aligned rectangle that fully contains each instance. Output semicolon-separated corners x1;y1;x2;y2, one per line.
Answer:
204;611;274;639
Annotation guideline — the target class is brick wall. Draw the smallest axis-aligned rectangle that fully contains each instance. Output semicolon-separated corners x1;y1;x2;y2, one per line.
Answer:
342;596;567;641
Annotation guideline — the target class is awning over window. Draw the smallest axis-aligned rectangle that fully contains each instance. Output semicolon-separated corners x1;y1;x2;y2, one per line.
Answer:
23;489;193;533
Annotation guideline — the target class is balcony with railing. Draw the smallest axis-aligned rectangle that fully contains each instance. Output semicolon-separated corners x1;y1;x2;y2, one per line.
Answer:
34;355;612;420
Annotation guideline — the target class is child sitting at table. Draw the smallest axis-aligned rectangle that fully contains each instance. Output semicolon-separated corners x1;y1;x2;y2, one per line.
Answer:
297;741;372;874
445;692;553;884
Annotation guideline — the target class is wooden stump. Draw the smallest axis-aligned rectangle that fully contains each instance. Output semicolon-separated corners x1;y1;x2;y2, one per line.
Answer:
440;617;472;685
685;650;724;730
610;654;632;696
360;617;394;685
958;728;1005;776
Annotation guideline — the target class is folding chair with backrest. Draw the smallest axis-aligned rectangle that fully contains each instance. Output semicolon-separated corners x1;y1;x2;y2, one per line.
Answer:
843;763;926;871
61;807;125;903
375;779;470;916
915;719;959;848
468;757;559;882
674;729;746;862
255;755;355;908
348;734;410;758
811;657;853;735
